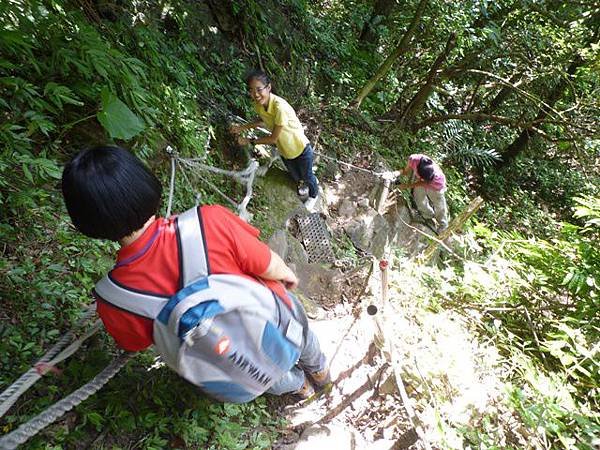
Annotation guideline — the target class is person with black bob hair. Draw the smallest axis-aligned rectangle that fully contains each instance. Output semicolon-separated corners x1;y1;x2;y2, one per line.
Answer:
61;145;329;402
394;153;449;233
62;145;162;242
230;69;320;212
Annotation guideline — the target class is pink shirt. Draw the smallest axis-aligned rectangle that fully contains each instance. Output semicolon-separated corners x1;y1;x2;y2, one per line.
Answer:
408;154;446;192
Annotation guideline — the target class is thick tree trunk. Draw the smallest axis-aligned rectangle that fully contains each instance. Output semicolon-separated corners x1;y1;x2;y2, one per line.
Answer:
482;74;522;114
398;33;457;127
496;58;581;167
351;0;429;109
358;0;398;47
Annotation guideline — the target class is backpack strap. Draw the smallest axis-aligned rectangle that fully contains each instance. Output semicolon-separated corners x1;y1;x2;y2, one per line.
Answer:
177;207;295;311
94;207;209;319
176;207;210;286
94;275;168;319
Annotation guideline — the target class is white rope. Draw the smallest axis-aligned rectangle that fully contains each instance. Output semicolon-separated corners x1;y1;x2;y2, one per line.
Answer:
178;158;240;208
0;305;98;418
178;158;257;179
40;321;103;370
165;143;261;222
0;352;133;449
166;150;176;218
225;105;391;179
176;159;198;206
236;159;259;221
166;105;399;223
200;174;238;207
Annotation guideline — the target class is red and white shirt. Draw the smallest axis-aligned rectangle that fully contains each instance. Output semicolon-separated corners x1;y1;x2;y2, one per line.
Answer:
95;205;288;352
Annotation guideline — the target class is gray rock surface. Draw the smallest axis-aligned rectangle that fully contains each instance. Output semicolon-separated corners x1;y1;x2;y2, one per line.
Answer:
269;229;309;265
256;167;305;228
294;424;356;450
338;198;356;218
293;262;344;311
268;229;289;259
344;208;390;258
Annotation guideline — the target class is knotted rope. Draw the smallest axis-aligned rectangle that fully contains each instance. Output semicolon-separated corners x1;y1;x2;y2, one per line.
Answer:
165;144;260;222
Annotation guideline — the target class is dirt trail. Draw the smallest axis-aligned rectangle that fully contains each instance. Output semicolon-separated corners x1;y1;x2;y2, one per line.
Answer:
266;167;433;449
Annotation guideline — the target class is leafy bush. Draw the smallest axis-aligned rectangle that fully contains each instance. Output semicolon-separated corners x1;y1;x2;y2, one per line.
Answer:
0;2;286;447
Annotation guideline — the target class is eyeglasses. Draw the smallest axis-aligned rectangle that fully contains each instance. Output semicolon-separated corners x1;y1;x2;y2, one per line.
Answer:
248;85;269;95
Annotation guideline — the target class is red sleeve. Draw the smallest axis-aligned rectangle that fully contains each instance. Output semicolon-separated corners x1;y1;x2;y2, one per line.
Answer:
95;295;154;351
201;205;291;305
212;206;272;276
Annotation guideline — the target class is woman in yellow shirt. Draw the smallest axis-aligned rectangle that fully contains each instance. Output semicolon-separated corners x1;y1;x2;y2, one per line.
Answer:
230;70;319;211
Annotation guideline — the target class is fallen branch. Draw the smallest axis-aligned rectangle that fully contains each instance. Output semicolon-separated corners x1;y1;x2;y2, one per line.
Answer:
419;196;484;264
375;262;433;450
316;363;390;424
396;214;463;260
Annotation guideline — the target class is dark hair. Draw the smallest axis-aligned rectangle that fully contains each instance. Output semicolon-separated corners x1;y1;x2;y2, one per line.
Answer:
416;156;435;182
62;146;162;241
245;69;271;87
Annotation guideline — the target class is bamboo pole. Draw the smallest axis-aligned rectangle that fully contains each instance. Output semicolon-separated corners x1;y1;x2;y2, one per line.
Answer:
373;259;433;450
419;196;484;263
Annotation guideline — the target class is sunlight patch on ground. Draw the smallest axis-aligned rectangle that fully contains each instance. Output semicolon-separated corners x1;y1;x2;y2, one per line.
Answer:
384;261;524;448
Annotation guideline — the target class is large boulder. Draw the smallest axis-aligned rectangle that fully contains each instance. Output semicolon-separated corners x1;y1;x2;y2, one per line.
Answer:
256;167;305;229
291;262;345;313
344;208;390;259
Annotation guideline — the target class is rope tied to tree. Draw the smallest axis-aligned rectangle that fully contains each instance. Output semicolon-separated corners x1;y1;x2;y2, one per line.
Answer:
165;144;259;222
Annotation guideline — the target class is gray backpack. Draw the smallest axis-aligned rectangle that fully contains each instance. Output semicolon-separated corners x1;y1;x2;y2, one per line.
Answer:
94;207;305;402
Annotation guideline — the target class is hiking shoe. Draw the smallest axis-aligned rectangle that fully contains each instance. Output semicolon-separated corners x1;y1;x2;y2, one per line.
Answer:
308;367;331;388
304;195;318;212
422;217;438;233
297;181;309;199
294;376;315;399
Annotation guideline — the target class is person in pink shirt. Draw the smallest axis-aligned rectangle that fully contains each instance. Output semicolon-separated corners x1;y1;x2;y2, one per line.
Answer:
395;154;448;232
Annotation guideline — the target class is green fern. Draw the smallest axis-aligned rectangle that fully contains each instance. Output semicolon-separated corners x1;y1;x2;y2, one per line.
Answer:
438;120;502;168
441;118;467;148
447;146;502;168
573;196;600;230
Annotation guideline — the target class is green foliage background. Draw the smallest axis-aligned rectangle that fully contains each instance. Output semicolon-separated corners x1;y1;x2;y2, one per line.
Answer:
0;0;598;448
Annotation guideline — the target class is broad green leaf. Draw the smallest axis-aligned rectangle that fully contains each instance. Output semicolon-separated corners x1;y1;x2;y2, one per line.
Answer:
96;87;144;140
22;163;33;182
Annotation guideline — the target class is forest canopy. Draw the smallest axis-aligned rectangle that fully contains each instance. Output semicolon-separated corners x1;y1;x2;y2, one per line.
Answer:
0;0;598;448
